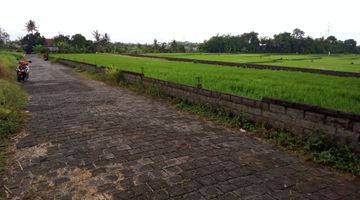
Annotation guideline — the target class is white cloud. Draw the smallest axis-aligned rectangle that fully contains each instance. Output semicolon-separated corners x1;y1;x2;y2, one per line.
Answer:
0;0;359;43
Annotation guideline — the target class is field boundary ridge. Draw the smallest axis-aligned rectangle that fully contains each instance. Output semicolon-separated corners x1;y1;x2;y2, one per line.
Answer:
120;53;360;78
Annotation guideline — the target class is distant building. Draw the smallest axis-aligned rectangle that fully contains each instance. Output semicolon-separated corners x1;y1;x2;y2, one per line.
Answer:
45;39;59;52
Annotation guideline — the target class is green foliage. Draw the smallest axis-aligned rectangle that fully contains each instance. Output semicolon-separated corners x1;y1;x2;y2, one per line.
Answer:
200;29;359;54
175;101;255;130
33;44;48;54
71;34;92;51
303;132;359;174
20;32;46;54
146;84;163;97
0;79;27;138
265;131;301;150
53;53;360;114
0;107;22;136
0;80;27;109
0;53;27;175
0;51;22;79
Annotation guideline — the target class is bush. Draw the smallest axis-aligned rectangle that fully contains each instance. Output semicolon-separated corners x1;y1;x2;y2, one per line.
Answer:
303;131;360;174
0;79;27;138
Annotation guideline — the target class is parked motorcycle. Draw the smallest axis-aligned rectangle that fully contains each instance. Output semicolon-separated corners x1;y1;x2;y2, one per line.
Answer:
16;60;31;82
16;68;27;82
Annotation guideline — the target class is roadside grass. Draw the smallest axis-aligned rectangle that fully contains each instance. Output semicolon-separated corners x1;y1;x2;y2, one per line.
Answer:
73;68;360;175
175;101;359;175
0;52;27;174
53;53;360;114
148;53;360;73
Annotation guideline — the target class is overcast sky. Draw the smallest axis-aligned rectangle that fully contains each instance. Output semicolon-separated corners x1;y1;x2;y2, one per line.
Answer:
1;0;359;43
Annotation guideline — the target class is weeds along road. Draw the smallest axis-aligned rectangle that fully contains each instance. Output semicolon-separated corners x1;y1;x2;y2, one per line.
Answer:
3;55;359;199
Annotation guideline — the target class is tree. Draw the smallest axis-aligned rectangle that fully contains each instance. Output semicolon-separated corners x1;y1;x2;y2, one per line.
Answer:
20;32;46;54
52;34;71;53
292;28;305;39
71;34;92;52
53;34;70;44
103;33;110;43
25;20;38;33
344;39;357;53
169;40;185;53
153;39;160;52
240;32;260;52
71;34;87;46
0;27;10;48
92;30;111;52
326;36;337;44
92;30;101;42
273;32;293;53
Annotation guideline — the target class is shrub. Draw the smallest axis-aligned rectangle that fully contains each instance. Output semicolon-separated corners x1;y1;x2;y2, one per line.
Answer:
0;79;27;138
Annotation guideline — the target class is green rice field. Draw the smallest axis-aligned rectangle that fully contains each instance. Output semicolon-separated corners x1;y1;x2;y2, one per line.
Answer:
148;53;360;73
54;53;360;114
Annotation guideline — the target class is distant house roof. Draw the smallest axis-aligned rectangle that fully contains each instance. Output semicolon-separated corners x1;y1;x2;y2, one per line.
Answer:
45;39;54;47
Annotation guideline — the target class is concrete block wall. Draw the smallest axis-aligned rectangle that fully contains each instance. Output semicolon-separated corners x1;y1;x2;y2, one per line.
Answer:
57;59;108;73
56;58;360;153
121;71;359;153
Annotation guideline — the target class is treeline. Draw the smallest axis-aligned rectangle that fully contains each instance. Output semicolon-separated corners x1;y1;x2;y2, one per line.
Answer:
1;20;199;54
1;21;359;54
39;36;198;54
200;29;359;54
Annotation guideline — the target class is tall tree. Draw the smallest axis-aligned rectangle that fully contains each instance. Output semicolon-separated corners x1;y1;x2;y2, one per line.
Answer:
102;33;110;43
92;30;101;42
92;30;110;52
292;28;305;39
0;27;10;47
25;20;38;33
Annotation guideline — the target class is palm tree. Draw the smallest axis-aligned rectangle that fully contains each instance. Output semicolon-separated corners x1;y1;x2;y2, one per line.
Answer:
25;20;38;33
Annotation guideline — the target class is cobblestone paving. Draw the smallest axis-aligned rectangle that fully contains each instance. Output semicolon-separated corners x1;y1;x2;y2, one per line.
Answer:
3;56;359;199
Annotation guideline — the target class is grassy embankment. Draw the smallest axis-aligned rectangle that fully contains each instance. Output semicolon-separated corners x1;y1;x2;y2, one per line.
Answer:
54;53;360;114
148;53;360;73
0;52;27;172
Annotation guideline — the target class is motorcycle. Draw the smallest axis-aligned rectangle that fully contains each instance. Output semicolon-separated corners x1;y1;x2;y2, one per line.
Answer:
17;68;27;82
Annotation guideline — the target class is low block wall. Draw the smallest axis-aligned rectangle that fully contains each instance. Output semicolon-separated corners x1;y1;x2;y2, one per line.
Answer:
57;59;108;73
121;53;360;78
56;58;360;153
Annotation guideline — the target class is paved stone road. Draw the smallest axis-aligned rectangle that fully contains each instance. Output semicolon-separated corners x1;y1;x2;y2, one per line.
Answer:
3;56;359;199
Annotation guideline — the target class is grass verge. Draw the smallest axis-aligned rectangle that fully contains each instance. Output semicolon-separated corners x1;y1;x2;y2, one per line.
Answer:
176;101;359;175
74;67;359;176
0;53;27;174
